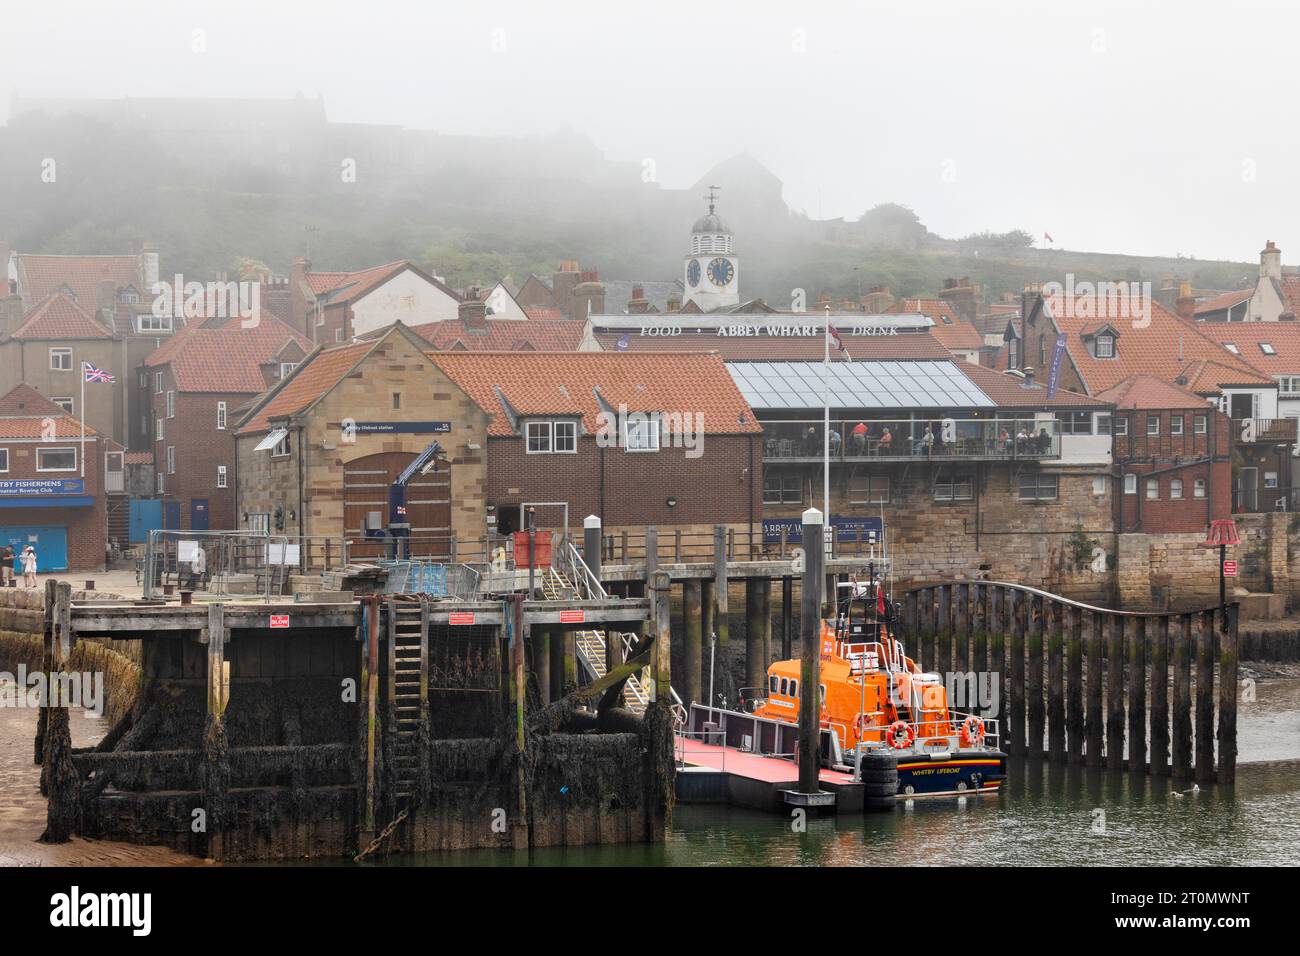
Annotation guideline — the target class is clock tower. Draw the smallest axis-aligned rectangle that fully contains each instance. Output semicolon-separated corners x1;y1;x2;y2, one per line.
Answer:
683;186;739;311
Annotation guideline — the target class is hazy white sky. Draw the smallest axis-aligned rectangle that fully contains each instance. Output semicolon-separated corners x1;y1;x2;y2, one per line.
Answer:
3;0;1296;261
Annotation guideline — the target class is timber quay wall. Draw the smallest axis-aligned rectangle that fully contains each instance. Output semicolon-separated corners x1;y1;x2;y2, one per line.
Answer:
28;584;673;862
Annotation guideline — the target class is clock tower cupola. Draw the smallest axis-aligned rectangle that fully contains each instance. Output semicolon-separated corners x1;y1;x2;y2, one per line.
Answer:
683;186;739;311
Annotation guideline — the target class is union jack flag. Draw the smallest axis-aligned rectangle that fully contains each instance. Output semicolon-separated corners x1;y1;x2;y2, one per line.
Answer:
83;362;115;384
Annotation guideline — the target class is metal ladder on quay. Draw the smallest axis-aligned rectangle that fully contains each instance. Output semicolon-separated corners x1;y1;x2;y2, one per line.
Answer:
540;565;650;715
386;599;425;801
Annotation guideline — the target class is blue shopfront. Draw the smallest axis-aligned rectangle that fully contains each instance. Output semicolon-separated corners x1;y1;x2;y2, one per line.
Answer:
0;478;94;572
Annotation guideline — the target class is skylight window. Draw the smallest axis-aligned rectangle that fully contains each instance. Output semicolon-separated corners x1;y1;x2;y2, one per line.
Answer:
1223;343;1239;354
1260;342;1277;355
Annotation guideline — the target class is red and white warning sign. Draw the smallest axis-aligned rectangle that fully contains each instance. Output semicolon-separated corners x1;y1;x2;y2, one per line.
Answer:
1223;559;1238;578
270;614;290;629
559;609;586;624
448;612;476;626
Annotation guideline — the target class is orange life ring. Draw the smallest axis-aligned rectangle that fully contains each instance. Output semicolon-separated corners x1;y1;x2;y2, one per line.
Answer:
886;720;914;750
960;715;985;747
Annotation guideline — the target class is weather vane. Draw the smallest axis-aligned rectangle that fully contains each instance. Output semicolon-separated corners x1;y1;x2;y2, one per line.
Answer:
704;185;720;214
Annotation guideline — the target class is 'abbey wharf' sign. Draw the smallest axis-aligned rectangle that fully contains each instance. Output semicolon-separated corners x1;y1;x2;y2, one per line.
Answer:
636;323;904;337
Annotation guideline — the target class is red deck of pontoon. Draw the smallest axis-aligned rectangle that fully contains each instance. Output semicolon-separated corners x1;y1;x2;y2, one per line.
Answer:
676;736;856;786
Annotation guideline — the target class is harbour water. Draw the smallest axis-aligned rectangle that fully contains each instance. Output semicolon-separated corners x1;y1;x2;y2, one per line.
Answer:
379;678;1300;867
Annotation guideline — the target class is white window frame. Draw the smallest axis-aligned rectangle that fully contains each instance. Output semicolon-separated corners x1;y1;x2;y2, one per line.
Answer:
166;390;175;418
216;401;227;430
1194;414;1207;435
1146;478;1159;500
934;473;974;502
156;473;164;495
1095;334;1114;358
166;445;175;475
1265;471;1279;489
1170;415;1184;436
553;420;577;453
36;446;77;472
1114;416;1129;437
1146;415;1160;436
137;313;173;333
1092;476;1106;496
1170;479;1183;499
1278;376;1300;395
525;421;553;454
0;448;8;472
271;433;291;458
156;417;164;441
280;362;298;379
1124;474;1138;495
49;348;72;371
1260;342;1277;355
217;465;228;489
155;372;164;394
622;413;661;452
1194;478;1206;498
51;397;74;414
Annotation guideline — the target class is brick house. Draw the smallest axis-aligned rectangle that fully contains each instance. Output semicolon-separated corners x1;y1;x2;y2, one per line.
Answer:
1096;375;1232;533
884;296;984;364
0;383;108;571
289;258;461;345
1009;287;1296;515
233;323;761;556
143;315;308;531
430;350;763;538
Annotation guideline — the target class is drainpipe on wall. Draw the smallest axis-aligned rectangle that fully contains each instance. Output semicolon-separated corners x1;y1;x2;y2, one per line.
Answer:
297;422;306;541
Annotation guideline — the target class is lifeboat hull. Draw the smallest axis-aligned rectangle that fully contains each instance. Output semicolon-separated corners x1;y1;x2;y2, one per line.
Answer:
893;751;1008;798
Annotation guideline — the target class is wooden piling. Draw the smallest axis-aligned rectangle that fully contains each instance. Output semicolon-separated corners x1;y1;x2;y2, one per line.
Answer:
535;625;551;706
1085;610;1103;768
1105;615;1125;771
955;583;970;673
936;584;952;678
1150;616;1169;776
972;584;988;677
987;586;1004;722
361;594;380;843
1195;610;1215;783
1172;613;1193;779
1066;605;1083;763
745;578;766;695
1217;603;1239;785
1047;600;1065;761
798;514;824;795
652;570;672;701
1128;616;1147;774
1026;594;1045;757
780;576;793;660
1009;589;1026;756
713;525;729;645
683;579;703;707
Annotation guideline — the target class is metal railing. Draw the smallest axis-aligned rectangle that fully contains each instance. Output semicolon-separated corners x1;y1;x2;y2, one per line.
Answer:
760;417;1061;462
144;529;285;600
1231;417;1300;444
378;560;480;599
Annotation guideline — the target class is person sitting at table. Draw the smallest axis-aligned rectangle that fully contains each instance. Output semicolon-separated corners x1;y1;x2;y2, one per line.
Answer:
879;427;893;454
998;428;1011;453
921;428;935;455
829;428;842;457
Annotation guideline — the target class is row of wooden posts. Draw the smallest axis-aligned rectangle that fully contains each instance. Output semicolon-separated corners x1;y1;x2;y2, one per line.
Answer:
901;582;1238;783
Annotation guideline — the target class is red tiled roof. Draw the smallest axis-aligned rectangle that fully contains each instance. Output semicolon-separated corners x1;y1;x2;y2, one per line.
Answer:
1193;288;1253;316
0;415;96;439
411;318;586;352
10;292;113;340
591;330;955;361
143;314;310;392
1043;295;1271;393
1280;277;1300;315
1192;321;1300;376
959;363;1108;408
430;352;761;437
522;307;564;321
1096;374;1209;409
237;341;374;435
15;254;142;308
0;384;70;417
124;451;153;466
888;298;984;352
305;261;405;297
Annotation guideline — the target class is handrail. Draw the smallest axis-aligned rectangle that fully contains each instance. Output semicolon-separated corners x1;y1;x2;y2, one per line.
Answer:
904;578;1241;620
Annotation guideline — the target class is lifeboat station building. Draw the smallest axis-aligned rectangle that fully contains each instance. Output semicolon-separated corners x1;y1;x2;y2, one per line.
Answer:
233;324;762;555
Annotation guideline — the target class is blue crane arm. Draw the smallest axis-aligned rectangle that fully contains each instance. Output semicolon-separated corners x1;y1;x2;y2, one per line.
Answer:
388;440;444;536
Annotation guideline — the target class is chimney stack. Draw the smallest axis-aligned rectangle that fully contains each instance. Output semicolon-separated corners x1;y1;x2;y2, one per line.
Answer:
1175;281;1196;321
459;291;488;331
290;256;312;337
0;240;13;295
939;276;978;324
627;284;649;315
1261;240;1283;281
1022;367;1036;388
140;241;160;291
551;260;581;318
1021;282;1043;326
573;270;605;319
0;292;25;339
860;284;894;313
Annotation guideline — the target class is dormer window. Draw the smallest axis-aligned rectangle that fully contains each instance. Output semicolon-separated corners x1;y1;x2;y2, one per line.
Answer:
1007;338;1019;369
525;420;577;454
1095;334;1115;358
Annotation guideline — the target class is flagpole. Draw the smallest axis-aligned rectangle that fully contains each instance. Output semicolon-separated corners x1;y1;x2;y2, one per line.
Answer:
80;364;85;478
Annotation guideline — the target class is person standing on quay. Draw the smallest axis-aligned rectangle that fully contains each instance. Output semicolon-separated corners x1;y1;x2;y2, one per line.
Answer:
21;545;37;588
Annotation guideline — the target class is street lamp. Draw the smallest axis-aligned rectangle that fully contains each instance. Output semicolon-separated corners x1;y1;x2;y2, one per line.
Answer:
1202;518;1240;634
